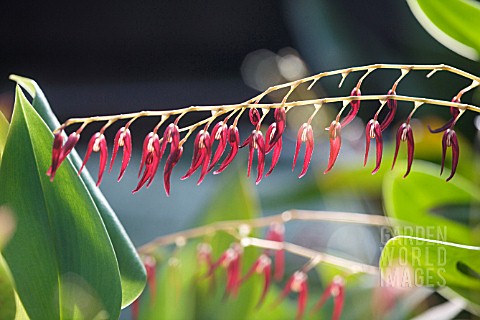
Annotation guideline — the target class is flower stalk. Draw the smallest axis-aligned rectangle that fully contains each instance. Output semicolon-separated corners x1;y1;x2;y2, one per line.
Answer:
48;64;480;191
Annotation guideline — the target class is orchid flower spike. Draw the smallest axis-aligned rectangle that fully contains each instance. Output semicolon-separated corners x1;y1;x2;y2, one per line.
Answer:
240;254;272;307
292;123;314;178
214;125;240;175
240;130;266;184
47;132;80;181
392;123;414;178
79;132;108;186
364;119;383;174
441;129;459;181
181;129;212;185
109;127;132;181
276;271;308;320
324;120;342;174
312;275;345;320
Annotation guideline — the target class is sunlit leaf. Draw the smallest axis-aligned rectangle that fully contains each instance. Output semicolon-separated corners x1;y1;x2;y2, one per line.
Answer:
0;87;122;319
380;236;480;289
0;253;16;320
383;160;480;246
407;0;480;60
0;111;9;160
10;74;146;308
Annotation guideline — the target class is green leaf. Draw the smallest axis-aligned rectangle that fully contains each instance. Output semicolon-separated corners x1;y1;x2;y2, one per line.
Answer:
0;111;9;160
380;236;480;289
383;160;480;246
380;236;480;315
0;253;16;320
0;87;122;319
407;0;480;60
9;75;146;308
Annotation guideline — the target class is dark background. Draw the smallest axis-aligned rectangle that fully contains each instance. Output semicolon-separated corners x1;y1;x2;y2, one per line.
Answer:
1;0;479;246
1;0;478;121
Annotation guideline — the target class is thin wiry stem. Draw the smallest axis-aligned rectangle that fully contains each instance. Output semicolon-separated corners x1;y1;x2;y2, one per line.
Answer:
55;64;480;133
137;209;396;275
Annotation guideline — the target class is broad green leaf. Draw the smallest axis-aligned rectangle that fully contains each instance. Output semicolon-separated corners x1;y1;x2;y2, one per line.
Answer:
380;236;480;289
383;160;480;246
0;87;122;319
9;75;146;308
380;235;480;315
0;111;9;160
0;253;16;320
407;0;480;60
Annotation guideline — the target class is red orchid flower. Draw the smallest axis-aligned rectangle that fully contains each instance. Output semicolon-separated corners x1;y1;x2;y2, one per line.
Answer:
47;132;80;181
131;256;157;320
441;129;459;181
214;125;240;175
133;132;163;193
109;127;132;181
249;108;261;126
265;122;283;176
163;124;182;196
312;276;345;320
197;243;217;291
340;87;361;127
208;121;228;173
265;223;285;281
292;123;314;178
268;107;286;148
181;129;212;185
276;271;308;320
364;119;383;174
240;254;272;307
392;123;414;178
207;244;243;297
78;132;108;186
380;89;397;131
240;130;266;184
324;120;342;174
144;256;157;303
428;97;461;133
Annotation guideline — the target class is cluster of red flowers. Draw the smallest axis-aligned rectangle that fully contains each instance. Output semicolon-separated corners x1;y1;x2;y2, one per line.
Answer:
197;223;345;320
47;88;463;193
131;223;345;320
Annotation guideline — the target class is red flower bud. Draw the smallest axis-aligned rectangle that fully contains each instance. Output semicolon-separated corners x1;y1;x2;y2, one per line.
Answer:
79;132;108;186
392;123;414;178
341;87;361;127
109;127;132;181
364;119;383;174
324;120;342;174
214;125;240;174
441;129;459;181
292;123;314;178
